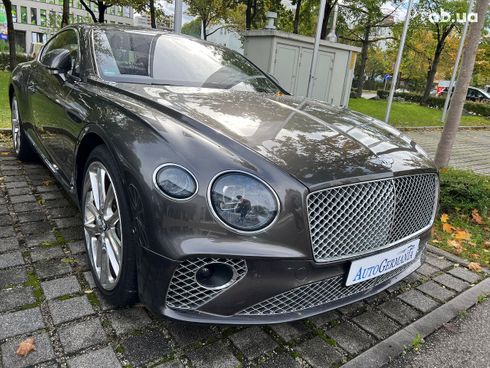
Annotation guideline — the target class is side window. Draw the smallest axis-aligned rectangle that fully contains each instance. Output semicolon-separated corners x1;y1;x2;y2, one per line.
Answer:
39;30;79;73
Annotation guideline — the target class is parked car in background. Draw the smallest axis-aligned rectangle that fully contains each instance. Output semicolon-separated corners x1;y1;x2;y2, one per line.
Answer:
438;86;490;102
9;25;439;324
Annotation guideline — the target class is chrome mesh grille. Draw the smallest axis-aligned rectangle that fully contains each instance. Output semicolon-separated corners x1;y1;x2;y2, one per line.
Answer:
307;174;437;262
166;258;247;310
239;253;419;316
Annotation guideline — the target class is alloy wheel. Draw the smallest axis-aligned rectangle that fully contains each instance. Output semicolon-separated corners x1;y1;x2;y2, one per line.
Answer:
11;98;21;154
83;161;123;290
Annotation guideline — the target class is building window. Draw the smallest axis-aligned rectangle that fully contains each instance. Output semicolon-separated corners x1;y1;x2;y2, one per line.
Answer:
20;6;27;24
40;9;46;26
30;8;37;25
31;32;45;44
12;5;17;23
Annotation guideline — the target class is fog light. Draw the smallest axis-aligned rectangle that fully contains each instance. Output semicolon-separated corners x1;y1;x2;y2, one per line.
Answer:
195;263;236;290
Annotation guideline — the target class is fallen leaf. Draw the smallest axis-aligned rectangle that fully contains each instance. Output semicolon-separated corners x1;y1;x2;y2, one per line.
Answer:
454;230;471;240
470;253;480;261
443;223;455;234
468;262;482;272
16;337;36;357
484;241;490;249
431;239;441;244
454;247;463;255
441;213;449;223
471;209;485;225
447;240;461;248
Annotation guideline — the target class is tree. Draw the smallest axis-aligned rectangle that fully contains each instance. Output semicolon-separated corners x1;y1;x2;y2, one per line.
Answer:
338;0;400;97
184;0;235;40
79;0;142;23
292;0;302;34
149;0;156;28
415;0;466;105
182;18;202;37
320;0;338;39
434;0;489;168
2;0;16;70
61;0;70;27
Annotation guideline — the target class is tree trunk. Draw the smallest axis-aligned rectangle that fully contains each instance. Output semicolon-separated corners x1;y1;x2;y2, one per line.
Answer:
61;0;70;27
293;0;302;34
2;0;17;70
149;0;156;28
245;0;252;29
97;2;106;23
320;1;334;40
420;43;444;105
355;26;370;97
434;0;489;168
202;19;207;40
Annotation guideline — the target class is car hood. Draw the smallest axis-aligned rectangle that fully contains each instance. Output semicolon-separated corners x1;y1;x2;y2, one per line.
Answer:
114;84;435;187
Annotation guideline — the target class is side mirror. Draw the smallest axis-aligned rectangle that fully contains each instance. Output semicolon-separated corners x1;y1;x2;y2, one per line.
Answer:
42;48;72;74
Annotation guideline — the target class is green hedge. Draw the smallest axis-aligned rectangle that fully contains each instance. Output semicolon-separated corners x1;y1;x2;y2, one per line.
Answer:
0;53;32;71
376;90;490;117
439;168;490;216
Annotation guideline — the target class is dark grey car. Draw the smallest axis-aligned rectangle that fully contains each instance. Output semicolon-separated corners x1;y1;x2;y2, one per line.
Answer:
9;24;439;324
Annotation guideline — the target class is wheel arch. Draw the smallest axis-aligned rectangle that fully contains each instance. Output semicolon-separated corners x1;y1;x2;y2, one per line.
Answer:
74;130;108;204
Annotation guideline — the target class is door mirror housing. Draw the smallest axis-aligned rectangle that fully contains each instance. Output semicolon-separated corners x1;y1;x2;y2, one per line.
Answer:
42;48;72;74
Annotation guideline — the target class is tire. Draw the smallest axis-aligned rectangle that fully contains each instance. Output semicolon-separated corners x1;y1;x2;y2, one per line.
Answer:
11;96;37;161
81;145;138;306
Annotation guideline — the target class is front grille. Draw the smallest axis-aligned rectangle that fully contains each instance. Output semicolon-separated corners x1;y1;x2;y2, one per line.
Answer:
239;252;420;316
307;174;437;262
166;258;247;310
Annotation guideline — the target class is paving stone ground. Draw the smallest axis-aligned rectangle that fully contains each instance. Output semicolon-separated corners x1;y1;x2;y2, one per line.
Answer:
406;129;490;175
0;139;487;368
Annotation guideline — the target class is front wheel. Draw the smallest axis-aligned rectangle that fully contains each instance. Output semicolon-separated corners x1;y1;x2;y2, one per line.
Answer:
11;96;36;161
82;145;138;306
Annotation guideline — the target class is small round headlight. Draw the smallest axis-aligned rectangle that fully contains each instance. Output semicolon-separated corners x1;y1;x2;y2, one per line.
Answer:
209;172;279;233
154;164;197;200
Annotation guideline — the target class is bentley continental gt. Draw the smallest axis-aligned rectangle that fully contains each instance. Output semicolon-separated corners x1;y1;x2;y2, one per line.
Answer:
9;25;439;324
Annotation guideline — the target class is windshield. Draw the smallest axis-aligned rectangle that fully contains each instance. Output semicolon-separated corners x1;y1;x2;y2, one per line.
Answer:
92;29;282;93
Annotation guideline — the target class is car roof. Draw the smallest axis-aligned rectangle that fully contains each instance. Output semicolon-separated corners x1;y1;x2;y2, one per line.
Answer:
65;23;173;34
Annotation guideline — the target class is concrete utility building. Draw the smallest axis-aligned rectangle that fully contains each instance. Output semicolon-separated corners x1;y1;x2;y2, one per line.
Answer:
1;0;134;53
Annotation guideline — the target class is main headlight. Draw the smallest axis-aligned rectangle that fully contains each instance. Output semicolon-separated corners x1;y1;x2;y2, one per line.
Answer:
208;172;280;233
154;164;198;200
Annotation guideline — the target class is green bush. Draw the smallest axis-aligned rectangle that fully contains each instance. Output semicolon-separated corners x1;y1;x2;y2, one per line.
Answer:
0;53;32;71
376;90;490;117
439;168;490;216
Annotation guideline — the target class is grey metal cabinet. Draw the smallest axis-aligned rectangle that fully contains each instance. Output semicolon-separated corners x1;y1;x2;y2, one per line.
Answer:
244;30;360;107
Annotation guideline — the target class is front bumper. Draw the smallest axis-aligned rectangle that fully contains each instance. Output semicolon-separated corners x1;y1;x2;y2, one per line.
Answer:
137;233;429;324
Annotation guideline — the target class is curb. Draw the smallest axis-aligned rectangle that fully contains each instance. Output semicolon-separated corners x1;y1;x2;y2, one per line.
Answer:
342;276;490;368
398;126;490;131
428;245;490;274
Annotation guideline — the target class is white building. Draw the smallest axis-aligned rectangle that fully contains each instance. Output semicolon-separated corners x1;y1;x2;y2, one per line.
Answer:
133;13;173;30
1;0;134;54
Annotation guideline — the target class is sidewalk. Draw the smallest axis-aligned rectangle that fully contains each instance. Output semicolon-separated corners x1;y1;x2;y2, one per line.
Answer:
406;129;490;175
388;298;490;368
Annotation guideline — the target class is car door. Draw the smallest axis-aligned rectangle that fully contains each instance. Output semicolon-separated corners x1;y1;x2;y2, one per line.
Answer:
27;29;86;186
